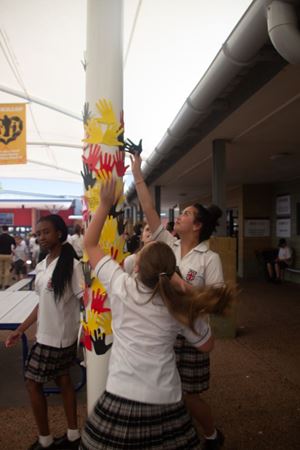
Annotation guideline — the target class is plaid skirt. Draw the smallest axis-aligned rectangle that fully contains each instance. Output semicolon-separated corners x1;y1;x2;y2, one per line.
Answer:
80;391;202;450
175;334;210;393
24;341;77;383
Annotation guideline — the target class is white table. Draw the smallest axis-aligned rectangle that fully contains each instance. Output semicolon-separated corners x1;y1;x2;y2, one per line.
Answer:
0;290;86;393
0;290;39;368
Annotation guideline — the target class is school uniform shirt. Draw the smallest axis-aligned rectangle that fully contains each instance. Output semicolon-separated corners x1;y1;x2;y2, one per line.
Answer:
95;255;211;405
35;256;84;348
13;241;28;262
123;253;136;275
152;225;224;287
70;234;84;258
278;246;292;261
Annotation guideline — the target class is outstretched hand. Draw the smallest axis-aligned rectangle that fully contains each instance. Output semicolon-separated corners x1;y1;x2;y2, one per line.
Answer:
100;176;117;208
130;152;143;180
124;138;143;155
5;329;21;348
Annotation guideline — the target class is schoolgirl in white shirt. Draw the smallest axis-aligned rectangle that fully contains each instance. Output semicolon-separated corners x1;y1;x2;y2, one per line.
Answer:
6;214;84;450
131;152;225;450
123;222;152;275
80;178;234;450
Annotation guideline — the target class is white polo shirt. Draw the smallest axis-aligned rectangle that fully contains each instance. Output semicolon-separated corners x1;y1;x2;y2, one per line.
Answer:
95;256;211;404
35;256;84;348
123;253;136;275
278;246;292;261
152;225;224;287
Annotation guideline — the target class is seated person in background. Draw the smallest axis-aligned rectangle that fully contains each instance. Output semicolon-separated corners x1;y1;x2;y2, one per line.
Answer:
267;238;292;282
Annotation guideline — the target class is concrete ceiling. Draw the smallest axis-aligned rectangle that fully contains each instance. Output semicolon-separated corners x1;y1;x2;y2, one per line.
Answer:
150;63;300;210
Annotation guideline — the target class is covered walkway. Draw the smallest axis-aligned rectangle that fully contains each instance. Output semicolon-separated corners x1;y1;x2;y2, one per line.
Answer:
0;279;299;449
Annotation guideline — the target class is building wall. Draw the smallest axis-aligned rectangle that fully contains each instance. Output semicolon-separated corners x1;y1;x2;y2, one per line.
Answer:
242;184;273;278
0;207;32;226
271;179;300;282
0;207;74;228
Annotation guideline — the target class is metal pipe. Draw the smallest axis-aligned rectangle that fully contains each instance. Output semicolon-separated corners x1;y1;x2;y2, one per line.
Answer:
267;0;300;65
0;84;82;121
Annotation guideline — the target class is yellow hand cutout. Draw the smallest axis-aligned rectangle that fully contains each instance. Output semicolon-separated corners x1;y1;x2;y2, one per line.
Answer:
91;277;106;293
101;217;118;246
83;118;104;144
85;184;101;212
102;123;124;147
97;311;113;336
111;235;131;264
96;169;112;183
81;309;101;335
96;99;117;125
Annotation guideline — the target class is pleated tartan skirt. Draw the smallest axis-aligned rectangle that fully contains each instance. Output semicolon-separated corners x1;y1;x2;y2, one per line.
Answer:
24;341;77;383
80;391;202;450
175;334;210;393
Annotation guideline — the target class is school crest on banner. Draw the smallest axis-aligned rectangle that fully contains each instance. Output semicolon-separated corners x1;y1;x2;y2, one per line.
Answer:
0;103;26;164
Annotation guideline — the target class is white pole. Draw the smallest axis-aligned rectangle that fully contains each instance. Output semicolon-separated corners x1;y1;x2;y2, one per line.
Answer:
85;0;123;413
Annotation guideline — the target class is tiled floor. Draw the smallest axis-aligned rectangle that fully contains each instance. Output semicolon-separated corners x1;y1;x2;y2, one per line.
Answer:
0;280;300;449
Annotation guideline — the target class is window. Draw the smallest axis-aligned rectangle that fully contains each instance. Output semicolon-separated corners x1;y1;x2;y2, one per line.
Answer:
0;213;14;226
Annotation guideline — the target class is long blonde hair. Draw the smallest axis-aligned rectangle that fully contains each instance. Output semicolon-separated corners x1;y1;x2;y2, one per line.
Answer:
138;241;235;332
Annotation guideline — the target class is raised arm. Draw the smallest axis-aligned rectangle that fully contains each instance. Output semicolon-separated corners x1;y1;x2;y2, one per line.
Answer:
130;153;161;234
84;177;116;270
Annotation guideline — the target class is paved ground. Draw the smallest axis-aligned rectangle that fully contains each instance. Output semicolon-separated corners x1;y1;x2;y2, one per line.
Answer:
0;279;300;449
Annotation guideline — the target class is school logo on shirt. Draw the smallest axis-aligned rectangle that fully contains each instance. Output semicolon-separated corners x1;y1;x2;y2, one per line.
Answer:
186;269;197;282
46;278;53;291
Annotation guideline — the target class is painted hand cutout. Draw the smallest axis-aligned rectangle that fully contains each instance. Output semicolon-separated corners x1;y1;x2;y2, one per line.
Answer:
96;99;117;125
99;151;114;173
91;277;106;293
83;328;92;351
110;236;130;264
91;289;110;314
97;311;113;336
81;309;100;335
82;144;101;172
83;118;104;144
96;168;111;183
85;184;101;212
91;330;113;355
81;163;96;190
114;150;129;177
102;123;124;147
124;138;143;155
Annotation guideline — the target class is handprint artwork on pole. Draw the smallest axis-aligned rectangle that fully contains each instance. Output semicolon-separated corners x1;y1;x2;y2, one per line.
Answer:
82;144;102;172
114;150;129;177
80;98;129;353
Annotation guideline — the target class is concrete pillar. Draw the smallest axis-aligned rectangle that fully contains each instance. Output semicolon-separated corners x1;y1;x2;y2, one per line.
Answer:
168;208;174;223
212;139;226;236
85;0;123;413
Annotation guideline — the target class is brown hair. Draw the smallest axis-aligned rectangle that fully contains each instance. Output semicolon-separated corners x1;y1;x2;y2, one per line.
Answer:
138;241;235;333
193;204;222;243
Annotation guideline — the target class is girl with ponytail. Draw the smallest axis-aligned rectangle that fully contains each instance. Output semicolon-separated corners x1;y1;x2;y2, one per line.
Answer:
131;152;226;449
6;214;83;450
81;178;235;450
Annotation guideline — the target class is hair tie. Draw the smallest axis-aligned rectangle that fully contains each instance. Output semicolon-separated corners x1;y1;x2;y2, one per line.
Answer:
159;272;174;279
